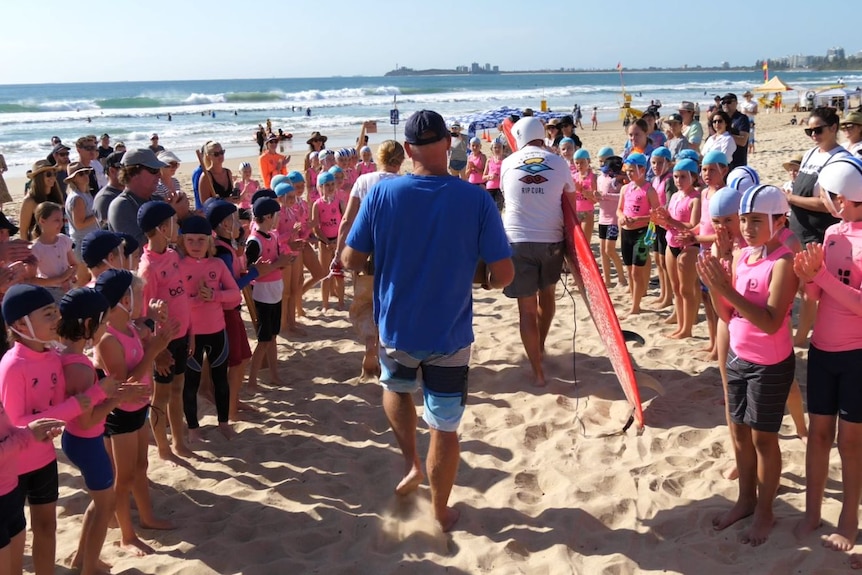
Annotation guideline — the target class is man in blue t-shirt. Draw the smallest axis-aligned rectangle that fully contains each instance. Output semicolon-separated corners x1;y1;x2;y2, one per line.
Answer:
343;109;513;533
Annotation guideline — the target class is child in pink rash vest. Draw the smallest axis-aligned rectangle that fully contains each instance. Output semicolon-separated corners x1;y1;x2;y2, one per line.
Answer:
0;284;100;575
791;158;862;559
177;216;241;441
136;201;193;460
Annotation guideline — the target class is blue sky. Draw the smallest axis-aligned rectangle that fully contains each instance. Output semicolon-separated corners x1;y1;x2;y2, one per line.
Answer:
1;1;855;84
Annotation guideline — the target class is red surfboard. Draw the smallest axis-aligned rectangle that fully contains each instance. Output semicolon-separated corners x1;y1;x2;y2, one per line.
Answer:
562;197;644;428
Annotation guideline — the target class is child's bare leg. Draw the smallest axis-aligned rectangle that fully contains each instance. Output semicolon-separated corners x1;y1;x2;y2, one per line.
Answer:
741;429;781;546
266;341;281;385
133;428;174;530
795;291;817;347
248;342;266;391
823;419;862;551
794;414;837;540
714;421;757;531
109;433;153;556
787;380;808;440
149;382;175;460
169;375;191;457
228;359;250;421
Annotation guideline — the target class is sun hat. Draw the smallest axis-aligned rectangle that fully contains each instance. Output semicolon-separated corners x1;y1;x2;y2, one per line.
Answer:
252;197;280;218
274;182;294;197
597;146;615;160
709;187;743;218
64;161;93;183
287;170;305;184
511;117;545;149
81;230;123;268
450;121;462;129
306;131;327;145
94;269;133;308
150;133;159;140
817;156;862;201
679;101;696;112
651;147;672;160
179;215;212;236
51;143;71;156
27;160;57;180
265;134;278;143
404;110;449;146
727;166;760;193
157;150;181;165
782;154;803;172
624;153;648;167
121;148;167;169
0;212;19;235
2;284;55;325
573;149;590;160
204;199;237;229
721;93;738;104
739;184;789;215
558;115;574;126
673;159;699;174
841;110;862;128
137;201;176;233
701;150;728;166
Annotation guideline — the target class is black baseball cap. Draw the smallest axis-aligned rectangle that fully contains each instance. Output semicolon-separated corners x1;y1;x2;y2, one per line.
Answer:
404;110;448;146
721;93;738;103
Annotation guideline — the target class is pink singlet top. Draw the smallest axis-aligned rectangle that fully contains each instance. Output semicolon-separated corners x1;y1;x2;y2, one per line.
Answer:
315;197;342;239
292;201;312;241
62;353;104;438
485;157;502;189
104;324;151;412
652;172;672;207
622;181;651;220
666;191;698;248
468;154;486;185
276;204;299;255
596;174;621;226
728;245;793;365
574;170;596;213
699;189;716;250
306;168;320;204
357;161;376;176
249;229;281;283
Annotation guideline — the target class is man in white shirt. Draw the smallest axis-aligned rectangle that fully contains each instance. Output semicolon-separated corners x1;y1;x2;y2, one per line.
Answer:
500;117;576;387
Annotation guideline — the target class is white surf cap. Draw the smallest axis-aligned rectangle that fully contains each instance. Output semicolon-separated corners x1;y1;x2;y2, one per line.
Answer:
739;185;789;215
511;117;545;149
818;156;862;201
727;166;760;193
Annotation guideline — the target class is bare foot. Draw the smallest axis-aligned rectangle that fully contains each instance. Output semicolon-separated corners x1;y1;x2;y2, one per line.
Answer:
140;517;175;530
824;514;858;551
71;554;113;573
395;466;424;496
173;444;195;458
157;449;183;467
187;428;203;443
532;377;547;388
218;422;235;440
436;507;461;533
723;464;739;481
740;509;775;546
792;516;822;540
713;499;755;531
664;314;678;325
118;536;154;556
286;325;307;337
628;308;642;316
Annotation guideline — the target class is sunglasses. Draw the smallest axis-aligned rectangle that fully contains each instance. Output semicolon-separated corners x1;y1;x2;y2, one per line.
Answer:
712;119;725;125
211;150;225;157
804;125;828;137
81;145;97;151
44;172;57;178
841;123;860;130
142;166;161;175
57;152;70;157
169;162;179;168
547;125;559;130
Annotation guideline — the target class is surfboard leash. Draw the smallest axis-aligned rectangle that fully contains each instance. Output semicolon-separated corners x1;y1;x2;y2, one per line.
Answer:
558;271;588;438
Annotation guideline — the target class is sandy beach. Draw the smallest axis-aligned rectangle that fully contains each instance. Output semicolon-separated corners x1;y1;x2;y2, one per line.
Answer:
7;109;859;574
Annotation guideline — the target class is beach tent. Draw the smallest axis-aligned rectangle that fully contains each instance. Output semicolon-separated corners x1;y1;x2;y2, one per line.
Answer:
450;107;566;138
752;76;793;93
813;87;862;112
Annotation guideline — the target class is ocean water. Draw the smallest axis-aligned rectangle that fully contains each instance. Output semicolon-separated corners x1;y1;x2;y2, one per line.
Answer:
0;70;853;175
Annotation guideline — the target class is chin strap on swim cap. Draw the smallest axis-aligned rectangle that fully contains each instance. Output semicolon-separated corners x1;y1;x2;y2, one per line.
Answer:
11;316;58;347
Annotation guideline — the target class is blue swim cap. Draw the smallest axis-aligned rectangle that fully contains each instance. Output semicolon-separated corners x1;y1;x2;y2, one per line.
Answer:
709;186;742;218
287;170;305;184
470;137;482;146
702;150;729;166
271;174;288;189
317;172;335;185
598;146;614;159
673;159;699;174
274;182;294;197
624;153;648;167
678;149;700;162
574;149;590;160
559;137;576;147
651;147;672;160
329;166;343;175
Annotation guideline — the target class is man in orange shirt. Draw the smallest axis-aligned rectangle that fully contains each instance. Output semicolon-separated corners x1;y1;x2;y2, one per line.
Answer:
259;134;288;188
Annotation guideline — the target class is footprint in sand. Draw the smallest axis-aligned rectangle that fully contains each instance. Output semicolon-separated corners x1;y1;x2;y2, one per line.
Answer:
505;413;525;427
523;423;549;451
514;471;542;504
504;539;530;560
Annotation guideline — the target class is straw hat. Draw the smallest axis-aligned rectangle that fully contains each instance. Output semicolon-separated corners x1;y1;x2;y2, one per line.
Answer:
64;161;93;183
782;154;803;171
27;160;57;180
306;131;327;145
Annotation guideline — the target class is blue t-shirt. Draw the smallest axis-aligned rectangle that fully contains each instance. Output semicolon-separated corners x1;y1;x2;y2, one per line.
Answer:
347;174;511;354
191;166;204;211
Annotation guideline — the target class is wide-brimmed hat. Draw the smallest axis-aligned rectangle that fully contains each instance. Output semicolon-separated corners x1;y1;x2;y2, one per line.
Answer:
782;154;803;171
65;161;93;183
28;160;57;179
678;101;696;112
306;131;327;145
841;110;862;127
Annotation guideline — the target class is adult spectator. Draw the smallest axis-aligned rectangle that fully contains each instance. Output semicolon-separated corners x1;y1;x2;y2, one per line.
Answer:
148;133;165;154
500;116;576;387
720;93;751;169
741;91;758;154
156;151;184;200
839;109;862;155
97;133;113;166
544;118;560;149
447;121;469;178
304;131;327;171
93;151;124;226
255;125;266;154
787;106;850;345
258;135;287;189
107;149;169;246
75;136;105;191
342;109;513;532
701;110;737;160
641;110;666;148
19;160;64;240
557;115;582;148
678;101;703;151
64;161;101;285
46;142;72;194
